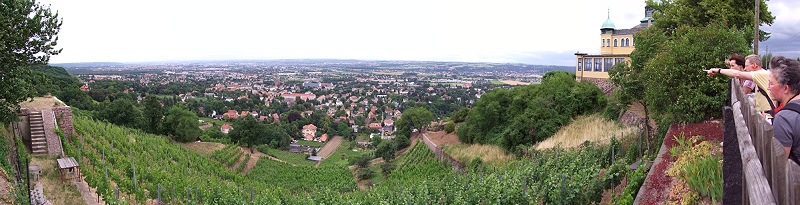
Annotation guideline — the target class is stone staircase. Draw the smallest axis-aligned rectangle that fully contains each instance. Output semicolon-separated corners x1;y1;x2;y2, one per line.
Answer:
29;112;48;155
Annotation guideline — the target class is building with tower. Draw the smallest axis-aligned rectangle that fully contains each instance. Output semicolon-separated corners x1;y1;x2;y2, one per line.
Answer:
574;5;654;80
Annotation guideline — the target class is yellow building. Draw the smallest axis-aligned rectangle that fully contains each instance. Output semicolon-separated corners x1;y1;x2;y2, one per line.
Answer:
575;6;654;80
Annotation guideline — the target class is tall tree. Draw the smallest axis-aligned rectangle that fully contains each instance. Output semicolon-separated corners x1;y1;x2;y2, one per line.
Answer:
142;96;163;134
394;107;434;138
649;0;774;43
100;98;142;128
164;104;201;142
0;0;62;123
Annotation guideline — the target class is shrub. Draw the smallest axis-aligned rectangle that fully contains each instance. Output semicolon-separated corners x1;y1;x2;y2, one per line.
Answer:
254;144;271;154
357;168;374;180
354;154;372;168
444;123;455;133
469;157;483;170
602;100;623;121
380;162;395;176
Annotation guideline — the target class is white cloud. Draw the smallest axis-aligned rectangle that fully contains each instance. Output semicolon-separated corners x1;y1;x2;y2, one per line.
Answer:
37;0;669;65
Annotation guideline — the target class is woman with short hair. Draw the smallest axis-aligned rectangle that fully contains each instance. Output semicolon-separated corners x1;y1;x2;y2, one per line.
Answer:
768;56;800;164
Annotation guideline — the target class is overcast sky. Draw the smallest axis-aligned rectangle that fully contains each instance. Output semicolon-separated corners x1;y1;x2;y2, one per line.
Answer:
38;0;800;66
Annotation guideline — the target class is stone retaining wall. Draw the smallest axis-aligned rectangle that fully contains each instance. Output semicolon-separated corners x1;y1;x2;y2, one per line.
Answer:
52;106;74;137
421;133;466;173
581;78;616;97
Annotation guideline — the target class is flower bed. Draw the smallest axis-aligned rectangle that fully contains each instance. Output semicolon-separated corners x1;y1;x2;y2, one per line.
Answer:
639;121;723;204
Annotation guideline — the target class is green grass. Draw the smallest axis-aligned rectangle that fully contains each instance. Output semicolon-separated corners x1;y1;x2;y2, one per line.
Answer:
295;140;323;147
369;163;385;185
490;80;505;85
320;140;357;168
265;149;317;166
199;117;227;127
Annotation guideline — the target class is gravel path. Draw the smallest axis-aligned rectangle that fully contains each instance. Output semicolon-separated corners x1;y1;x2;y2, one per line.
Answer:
314;136;342;167
316;136;342;159
76;177;103;205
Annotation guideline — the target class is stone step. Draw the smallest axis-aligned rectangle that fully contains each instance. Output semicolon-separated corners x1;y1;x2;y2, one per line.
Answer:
31;129;45;134
31;133;45;138
32;145;48;151
32;141;47;146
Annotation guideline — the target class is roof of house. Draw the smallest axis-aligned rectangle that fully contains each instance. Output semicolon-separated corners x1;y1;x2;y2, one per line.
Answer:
221;124;233;129
601;15;616;30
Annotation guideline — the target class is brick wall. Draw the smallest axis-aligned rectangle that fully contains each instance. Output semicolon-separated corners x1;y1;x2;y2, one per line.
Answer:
40;109;63;156
52;106;75;137
581;78;616;97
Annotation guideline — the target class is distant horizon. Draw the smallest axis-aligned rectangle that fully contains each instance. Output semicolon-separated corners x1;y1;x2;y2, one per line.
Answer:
48;58;574;67
38;0;800;67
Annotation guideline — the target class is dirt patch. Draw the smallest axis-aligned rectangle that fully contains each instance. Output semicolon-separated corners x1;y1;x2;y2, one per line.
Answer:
199;122;213;131
30;157;85;205
317;136;342;159
240;148;284;174
180;142;225;154
424;131;460;146
228;147;248;171
500;80;531;85
19;97;63;112
240;153;260;174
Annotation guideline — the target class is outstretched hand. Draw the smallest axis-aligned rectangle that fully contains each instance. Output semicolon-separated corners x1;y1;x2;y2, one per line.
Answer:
703;69;718;76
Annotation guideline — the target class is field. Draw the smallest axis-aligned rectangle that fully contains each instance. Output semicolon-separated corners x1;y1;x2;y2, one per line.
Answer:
264;148;317;167
19;97;63;112
61;112;632;204
180;141;225;154
443;143;515;166
534;115;638;150
372;71;404;75
500;80;531;85
489;80;531;85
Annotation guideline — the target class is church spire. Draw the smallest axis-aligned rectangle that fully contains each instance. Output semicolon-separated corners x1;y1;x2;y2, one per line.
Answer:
601;8;616;30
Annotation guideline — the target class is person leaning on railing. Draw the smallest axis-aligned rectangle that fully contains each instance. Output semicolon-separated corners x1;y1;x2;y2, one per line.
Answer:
766;56;800;165
727;53;755;94
706;54;776;120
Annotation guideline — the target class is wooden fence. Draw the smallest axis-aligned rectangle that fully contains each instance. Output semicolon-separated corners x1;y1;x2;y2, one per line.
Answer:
725;79;800;205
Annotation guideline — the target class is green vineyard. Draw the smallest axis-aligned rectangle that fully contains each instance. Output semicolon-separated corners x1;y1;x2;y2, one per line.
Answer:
66;114;626;204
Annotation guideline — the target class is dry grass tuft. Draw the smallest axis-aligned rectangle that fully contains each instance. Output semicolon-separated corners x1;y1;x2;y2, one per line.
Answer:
180;142;226;154
18;97;63;112
535;115;638;150
444;144;515;166
31;157;84;205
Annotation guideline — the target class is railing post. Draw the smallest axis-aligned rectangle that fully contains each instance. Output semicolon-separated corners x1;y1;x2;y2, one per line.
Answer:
786;160;800;204
769;139;787;204
723;106;743;205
